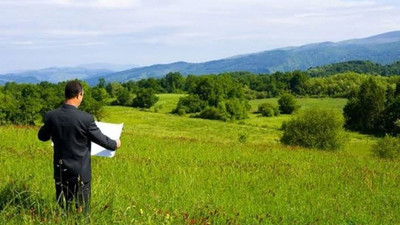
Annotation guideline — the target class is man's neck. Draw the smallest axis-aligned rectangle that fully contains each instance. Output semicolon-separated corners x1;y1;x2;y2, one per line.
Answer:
65;99;79;108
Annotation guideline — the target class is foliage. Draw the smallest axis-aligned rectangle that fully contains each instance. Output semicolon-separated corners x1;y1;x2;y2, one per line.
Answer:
160;72;185;93
383;98;400;135
372;135;400;159
132;88;159;108
218;99;250;121
174;75;250;121
0;80;105;124
343;78;386;133
281;108;346;150
278;93;298;114
258;103;280;117
307;60;400;77
198;106;223;120
174;94;207;114
105;82;124;98
79;82;107;121
115;89;133;106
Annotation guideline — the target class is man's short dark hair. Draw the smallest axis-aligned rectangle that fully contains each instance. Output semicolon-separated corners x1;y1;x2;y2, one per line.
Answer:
65;81;83;99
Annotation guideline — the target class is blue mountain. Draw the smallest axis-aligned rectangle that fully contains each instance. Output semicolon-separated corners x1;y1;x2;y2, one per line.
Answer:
94;31;400;83
3;31;400;84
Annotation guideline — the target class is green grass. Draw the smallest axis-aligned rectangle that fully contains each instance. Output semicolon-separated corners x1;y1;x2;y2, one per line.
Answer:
0;95;399;224
150;94;185;114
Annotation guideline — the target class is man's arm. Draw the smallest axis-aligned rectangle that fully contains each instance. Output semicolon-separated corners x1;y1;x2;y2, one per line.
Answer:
87;116;119;151
38;114;51;141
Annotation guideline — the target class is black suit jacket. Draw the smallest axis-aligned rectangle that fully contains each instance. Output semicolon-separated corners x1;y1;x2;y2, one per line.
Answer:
38;103;117;182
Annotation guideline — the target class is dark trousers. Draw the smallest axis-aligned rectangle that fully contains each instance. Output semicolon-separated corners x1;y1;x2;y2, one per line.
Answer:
55;179;91;214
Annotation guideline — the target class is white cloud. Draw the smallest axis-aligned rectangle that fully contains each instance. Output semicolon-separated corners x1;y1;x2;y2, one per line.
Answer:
44;29;104;37
0;0;400;71
10;41;34;46
50;0;141;9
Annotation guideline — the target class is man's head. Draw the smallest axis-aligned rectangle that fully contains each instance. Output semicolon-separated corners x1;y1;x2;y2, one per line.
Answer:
65;80;84;107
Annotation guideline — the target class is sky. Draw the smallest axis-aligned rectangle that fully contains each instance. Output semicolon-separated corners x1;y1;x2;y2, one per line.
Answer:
1;0;400;73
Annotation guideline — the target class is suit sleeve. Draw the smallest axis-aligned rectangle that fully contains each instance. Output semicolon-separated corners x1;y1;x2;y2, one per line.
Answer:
87;116;117;151
38;113;51;141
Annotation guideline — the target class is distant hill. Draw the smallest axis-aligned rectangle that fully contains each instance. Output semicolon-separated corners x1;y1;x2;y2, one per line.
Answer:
3;31;400;84
76;63;138;71
93;31;400;83
0;67;115;85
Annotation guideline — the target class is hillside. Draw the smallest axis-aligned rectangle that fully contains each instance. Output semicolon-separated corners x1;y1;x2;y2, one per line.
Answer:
307;60;400;77
3;31;400;84
1;95;399;224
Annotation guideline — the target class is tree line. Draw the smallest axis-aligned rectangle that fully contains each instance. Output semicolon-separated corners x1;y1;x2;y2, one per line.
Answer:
1;69;400;126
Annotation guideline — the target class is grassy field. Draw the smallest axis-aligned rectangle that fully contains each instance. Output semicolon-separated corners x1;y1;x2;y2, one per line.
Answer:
0;95;399;224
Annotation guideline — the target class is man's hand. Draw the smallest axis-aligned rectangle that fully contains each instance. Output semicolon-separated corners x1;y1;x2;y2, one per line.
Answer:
116;139;121;148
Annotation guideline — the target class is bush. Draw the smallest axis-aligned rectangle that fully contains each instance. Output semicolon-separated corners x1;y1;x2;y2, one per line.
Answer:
198;107;223;120
176;109;186;116
238;133;247;143
132;88;159;108
222;99;250;120
281;108;346;150
258;103;279;117
278;93;298;114
372;135;400;159
174;94;207;114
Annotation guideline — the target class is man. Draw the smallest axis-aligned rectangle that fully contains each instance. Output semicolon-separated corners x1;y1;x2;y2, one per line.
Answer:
38;80;121;214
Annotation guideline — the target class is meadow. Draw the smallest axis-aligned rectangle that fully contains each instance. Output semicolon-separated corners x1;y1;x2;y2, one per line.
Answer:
0;94;399;224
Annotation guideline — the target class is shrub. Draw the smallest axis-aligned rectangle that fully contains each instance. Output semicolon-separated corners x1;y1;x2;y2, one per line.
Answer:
372;135;400;159
198;107;223;120
281;108;346;150
238;133;247;143
132;88;159;108
278;93;298;114
174;94;207;114
222;99;250;120
258;103;279;117
176;109;186;116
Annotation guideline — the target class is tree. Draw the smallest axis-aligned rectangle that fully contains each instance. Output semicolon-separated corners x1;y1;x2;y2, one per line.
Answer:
343;78;386;133
116;88;132;106
106;82;124;98
132;88;159;108
289;71;307;94
97;78;106;89
278;93;298;114
161;72;185;93
184;75;200;93
92;87;109;104
0;92;17;125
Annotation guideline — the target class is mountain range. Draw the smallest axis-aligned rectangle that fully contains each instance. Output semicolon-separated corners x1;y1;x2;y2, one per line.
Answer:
2;31;400;85
0;63;136;85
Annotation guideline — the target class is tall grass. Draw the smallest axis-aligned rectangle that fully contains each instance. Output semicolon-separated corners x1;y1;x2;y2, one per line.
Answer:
0;95;399;224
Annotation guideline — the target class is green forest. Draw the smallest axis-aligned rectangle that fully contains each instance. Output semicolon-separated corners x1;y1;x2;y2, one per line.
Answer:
2;61;400;135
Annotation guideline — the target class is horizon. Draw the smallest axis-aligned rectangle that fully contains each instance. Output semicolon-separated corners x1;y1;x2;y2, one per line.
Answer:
1;0;400;73
3;30;400;74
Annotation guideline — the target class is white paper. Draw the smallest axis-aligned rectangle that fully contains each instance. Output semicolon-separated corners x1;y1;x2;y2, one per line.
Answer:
91;122;123;158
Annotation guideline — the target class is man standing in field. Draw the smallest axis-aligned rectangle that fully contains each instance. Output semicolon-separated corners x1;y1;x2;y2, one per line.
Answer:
38;80;121;214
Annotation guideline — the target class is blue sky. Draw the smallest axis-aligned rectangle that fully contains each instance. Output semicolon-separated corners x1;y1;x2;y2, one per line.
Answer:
0;0;400;73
